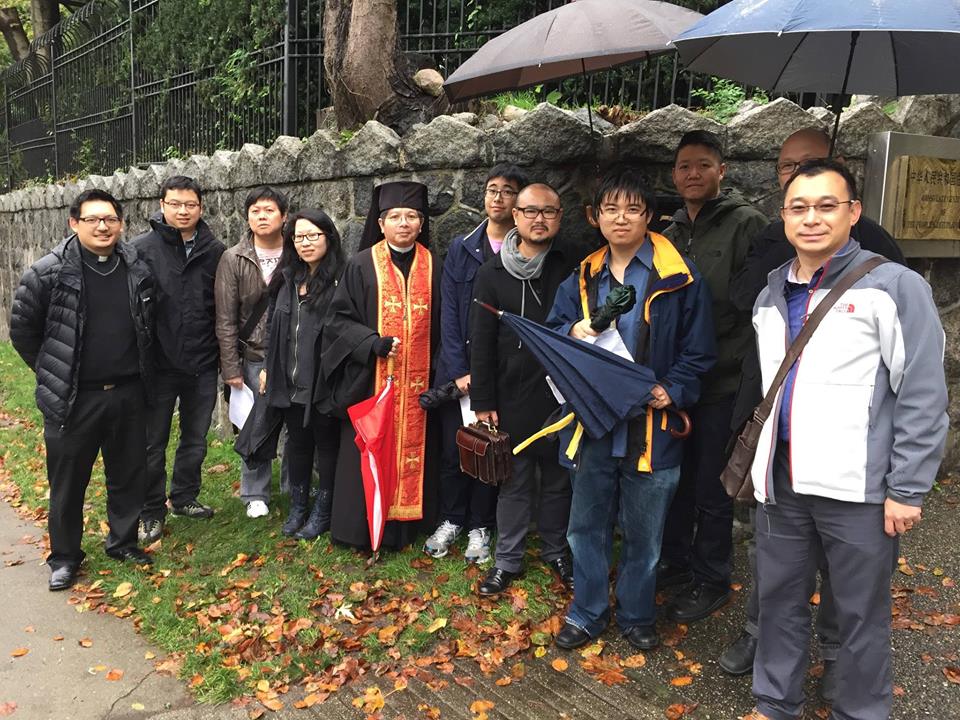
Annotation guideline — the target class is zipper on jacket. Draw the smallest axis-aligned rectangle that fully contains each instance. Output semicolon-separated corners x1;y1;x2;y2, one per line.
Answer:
290;292;304;391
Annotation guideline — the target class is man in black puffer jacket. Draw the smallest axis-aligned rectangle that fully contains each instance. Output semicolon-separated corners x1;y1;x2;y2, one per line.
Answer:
10;189;156;592
133;176;225;543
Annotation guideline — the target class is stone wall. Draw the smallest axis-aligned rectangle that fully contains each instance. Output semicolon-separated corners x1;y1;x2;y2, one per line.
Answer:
2;96;959;466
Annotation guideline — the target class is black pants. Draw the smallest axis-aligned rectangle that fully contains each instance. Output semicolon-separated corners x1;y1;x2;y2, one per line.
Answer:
661;395;735;589
142;368;219;519
44;384;147;569
283;404;339;494
438;400;498;529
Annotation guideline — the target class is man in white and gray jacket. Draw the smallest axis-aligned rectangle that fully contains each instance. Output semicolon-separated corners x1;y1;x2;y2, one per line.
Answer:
744;159;948;720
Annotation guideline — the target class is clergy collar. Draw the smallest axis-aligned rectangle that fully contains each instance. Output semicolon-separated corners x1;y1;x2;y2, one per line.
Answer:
80;244;115;263
387;241;415;254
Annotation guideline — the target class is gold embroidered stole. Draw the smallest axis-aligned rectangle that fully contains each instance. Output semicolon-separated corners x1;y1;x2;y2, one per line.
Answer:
371;240;433;521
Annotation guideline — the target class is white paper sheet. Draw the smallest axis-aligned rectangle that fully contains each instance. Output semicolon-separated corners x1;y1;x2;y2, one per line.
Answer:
459;394;477;425
228;383;256;430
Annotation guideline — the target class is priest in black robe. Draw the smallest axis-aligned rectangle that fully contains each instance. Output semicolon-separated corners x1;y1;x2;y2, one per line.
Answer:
320;181;441;550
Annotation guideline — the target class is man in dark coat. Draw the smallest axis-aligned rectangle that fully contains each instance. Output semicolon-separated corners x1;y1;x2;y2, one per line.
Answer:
10;189;156;591
320;181;440;551
659;130;769;623
719;128;908;689
134;176;225;543
424;162;527;564
471;182;578;596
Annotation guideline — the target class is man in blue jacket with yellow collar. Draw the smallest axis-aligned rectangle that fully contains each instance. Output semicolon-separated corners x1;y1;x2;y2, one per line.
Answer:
547;166;715;651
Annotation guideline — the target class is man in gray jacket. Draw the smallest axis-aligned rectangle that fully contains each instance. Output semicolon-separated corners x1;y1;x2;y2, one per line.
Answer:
743;159;948;720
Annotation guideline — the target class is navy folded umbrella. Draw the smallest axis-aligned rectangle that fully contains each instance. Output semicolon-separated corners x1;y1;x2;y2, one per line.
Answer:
476;301;659;441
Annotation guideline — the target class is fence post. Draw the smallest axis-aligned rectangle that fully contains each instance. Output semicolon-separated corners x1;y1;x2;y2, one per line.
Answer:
49;36;60;179
128;0;137;166
3;78;10;191
282;0;300;137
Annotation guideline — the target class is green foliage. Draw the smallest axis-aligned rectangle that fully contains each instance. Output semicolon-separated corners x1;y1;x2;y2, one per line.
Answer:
490;85;561;112
692;77;769;123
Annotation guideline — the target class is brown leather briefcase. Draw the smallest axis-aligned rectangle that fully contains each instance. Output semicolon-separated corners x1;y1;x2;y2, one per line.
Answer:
456;422;512;486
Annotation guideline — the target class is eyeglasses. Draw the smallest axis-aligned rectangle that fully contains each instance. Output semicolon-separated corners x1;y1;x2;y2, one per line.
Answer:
515;206;560;220
78;216;121;227
162;200;200;210
598;206;647;220
782;200;856;217
383;211;422;224
293;232;325;244
485;188;518;199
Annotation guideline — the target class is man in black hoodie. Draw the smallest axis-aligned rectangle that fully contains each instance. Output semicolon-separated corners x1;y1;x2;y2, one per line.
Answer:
134;176;226;542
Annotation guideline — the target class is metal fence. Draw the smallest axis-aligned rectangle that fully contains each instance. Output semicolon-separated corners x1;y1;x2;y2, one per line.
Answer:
0;0;773;190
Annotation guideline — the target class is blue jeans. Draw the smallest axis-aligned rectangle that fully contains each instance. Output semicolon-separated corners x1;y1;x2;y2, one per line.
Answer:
566;434;680;637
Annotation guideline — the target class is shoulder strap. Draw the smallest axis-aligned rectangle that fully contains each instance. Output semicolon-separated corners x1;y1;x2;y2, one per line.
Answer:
239;292;270;344
752;256;888;425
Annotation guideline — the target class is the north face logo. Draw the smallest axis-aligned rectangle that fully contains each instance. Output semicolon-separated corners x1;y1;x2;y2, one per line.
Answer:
832;303;855;314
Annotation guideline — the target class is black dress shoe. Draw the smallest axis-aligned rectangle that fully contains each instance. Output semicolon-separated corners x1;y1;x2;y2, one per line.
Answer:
655;559;694;589
547;556;574;590
555;622;592;650
623;624;659;650
477;566;519;596
49;565;79;592
666;582;730;623
719;630;758;675
107;547;154;565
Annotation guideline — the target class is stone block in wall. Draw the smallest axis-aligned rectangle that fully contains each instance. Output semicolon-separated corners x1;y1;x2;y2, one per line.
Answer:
835;102;901;158
298;130;340;181
143;164;165;198
451;112;477;126
569;107;616;135
614;104;724;163
431;208;483;258
113;172;128;200
296;181;352;220
162;158;186;181
478;114;501;131
723;161;779;210
892;95;960;137
411;170;456;215
180;154;212;186
492;103;599;165
807;106;836;126
401;115;489;170
206;150;238;191
121;167;147;199
339;219;366;256
261;136;304;185
342;121;401;177
229;143;266;189
44;183;64;209
727;98;827;159
62;181;81;208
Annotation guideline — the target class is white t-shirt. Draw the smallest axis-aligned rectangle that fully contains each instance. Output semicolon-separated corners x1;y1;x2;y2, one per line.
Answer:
255;245;283;284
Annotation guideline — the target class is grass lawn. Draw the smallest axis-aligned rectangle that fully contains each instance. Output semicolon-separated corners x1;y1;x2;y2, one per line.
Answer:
0;341;569;707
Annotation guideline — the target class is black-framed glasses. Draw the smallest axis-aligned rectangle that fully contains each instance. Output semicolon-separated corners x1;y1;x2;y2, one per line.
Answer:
782;200;856;217
162;200;201;210
485;188;518;199
598;205;647;220
78;216;121;227
516;206;560;220
293;232;325;244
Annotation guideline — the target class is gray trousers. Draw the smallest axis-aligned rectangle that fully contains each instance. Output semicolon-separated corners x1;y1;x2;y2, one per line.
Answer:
240;360;272;503
493;451;571;573
754;441;896;720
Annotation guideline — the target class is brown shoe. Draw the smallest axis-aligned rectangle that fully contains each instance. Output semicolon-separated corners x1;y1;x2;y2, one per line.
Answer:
740;710;772;720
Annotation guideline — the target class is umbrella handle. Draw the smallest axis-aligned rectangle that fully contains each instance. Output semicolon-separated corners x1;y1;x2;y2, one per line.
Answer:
473;299;503;317
386;356;395;379
667;408;692;439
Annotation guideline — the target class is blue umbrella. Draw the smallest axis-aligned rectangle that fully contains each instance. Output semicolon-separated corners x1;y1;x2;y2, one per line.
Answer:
474;301;690;443
673;0;960;152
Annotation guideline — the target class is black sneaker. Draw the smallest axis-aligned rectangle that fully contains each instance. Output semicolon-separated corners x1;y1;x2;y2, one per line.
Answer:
171;501;214;519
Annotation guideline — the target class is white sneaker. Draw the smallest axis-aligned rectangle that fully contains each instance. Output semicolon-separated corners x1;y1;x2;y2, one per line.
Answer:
246;500;269;518
464;527;492;564
423;520;462;558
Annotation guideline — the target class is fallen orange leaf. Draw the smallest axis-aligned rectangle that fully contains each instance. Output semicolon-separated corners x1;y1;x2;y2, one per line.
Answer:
9;648;28;658
551;658;569;672
944;666;960;684
620;654;647;669
0;701;17;716
105;669;124;681
79;638;93;648
670;676;693;687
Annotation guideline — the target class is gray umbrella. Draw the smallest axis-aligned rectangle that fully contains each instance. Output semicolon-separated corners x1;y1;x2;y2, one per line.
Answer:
443;0;703;130
673;0;960;152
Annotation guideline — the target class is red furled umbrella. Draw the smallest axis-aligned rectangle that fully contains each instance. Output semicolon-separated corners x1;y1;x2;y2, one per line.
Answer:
347;362;397;557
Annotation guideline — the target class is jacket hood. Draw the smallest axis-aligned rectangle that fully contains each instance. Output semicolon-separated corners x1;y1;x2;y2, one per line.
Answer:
148;212;215;247
669;188;755;228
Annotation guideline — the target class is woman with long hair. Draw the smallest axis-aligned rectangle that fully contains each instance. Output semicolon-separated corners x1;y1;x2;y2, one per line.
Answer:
259;208;345;539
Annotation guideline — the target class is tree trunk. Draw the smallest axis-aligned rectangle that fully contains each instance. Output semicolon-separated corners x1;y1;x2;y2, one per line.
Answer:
323;0;446;133
0;7;31;62
30;0;58;39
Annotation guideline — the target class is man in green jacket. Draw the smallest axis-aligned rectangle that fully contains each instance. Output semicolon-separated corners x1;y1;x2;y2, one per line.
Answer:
659;130;768;622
